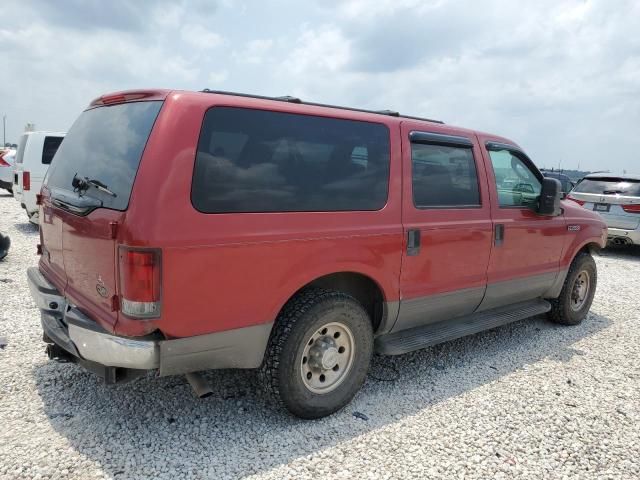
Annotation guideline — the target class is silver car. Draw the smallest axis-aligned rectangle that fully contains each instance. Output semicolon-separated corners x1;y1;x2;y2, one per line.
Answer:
569;174;640;246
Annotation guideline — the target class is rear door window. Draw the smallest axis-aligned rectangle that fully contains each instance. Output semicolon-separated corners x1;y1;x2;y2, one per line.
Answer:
573;178;640;196
45;101;162;211
42;136;64;165
411;143;480;208
192;107;391;213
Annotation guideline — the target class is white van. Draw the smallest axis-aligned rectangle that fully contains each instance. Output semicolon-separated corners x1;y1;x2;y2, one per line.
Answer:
13;131;65;223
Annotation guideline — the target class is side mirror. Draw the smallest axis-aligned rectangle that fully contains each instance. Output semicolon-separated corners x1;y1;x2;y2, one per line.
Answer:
538;177;562;216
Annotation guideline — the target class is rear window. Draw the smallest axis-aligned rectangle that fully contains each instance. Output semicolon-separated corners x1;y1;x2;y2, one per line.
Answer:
45;101;162;211
42;136;64;165
15;134;27;164
573;178;640;196
191;107;390;213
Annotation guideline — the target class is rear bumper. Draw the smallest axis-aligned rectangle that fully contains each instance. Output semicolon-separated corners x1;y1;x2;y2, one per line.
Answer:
28;267;160;370
27;267;271;379
0;179;12;190
607;227;640;245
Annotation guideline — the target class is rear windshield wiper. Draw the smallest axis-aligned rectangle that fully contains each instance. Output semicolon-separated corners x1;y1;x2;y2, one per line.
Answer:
72;173;117;197
602;189;625;195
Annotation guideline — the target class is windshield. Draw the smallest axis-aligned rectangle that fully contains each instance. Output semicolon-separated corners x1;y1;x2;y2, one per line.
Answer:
45;101;162;211
573;178;640;196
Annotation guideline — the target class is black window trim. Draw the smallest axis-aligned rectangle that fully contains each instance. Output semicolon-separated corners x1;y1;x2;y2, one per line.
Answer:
485;141;544;210
409;130;482;210
191;105;393;214
410;131;474;149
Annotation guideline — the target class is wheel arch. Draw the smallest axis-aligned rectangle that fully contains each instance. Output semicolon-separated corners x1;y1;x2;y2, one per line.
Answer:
546;240;601;299
269;270;395;334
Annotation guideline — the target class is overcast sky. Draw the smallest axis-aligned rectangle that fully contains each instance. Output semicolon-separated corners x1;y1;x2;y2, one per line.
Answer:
1;0;639;172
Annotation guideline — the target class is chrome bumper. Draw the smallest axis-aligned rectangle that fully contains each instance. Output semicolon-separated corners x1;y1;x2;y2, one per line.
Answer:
27;267;160;370
607;227;640;245
27;267;272;377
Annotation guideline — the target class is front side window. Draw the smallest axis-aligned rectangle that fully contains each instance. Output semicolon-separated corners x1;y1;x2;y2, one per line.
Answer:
192;107;390;213
489;149;541;208
411;143;480;208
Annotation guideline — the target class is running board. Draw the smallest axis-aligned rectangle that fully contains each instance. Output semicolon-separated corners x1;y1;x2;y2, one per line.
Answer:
375;299;551;355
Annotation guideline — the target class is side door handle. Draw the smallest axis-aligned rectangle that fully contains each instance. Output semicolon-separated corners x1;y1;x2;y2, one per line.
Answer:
407;229;421;256
494;224;505;246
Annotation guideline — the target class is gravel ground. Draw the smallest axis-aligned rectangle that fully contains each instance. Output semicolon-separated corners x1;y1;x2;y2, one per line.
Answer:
1;192;639;480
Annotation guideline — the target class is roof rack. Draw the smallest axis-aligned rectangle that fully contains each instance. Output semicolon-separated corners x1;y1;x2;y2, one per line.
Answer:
200;89;444;124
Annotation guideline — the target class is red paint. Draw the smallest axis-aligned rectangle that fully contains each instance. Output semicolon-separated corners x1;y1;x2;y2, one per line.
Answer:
476;133;567;284
399;122;493;300
38;89;607;339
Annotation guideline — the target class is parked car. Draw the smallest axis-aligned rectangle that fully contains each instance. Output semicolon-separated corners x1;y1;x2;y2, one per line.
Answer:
27;89;607;418
568;173;640;246
13;131;65;224
0;148;16;192
542;171;575;194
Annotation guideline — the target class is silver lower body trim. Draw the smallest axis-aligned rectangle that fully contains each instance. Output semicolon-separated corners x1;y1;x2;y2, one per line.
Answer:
28;267;272;375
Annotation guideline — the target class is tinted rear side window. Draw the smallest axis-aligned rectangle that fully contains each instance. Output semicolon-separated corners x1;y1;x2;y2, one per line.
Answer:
192;107;390;213
45;101;162;211
42;136;64;165
573;178;640;196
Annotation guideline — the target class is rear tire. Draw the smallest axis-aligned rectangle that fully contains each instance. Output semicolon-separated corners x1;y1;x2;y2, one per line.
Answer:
260;288;374;419
548;252;597;325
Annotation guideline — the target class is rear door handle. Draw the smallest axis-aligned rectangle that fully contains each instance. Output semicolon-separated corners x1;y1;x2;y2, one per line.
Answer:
407;229;421;256
494;224;505;246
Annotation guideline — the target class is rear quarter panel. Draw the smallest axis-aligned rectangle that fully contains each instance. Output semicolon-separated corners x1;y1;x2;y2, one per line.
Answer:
117;92;403;338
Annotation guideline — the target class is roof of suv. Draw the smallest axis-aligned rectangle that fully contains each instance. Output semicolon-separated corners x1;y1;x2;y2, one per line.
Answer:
88;88;519;148
198;89;445;125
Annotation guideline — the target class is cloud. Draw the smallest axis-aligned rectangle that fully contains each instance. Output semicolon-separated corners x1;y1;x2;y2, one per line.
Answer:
180;24;224;49
0;0;639;173
233;39;274;65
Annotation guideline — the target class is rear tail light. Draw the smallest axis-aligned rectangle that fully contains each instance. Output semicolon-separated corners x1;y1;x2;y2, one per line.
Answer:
23;171;31;191
622;204;640;214
567;195;585;206
0;154;9;167
118;247;162;318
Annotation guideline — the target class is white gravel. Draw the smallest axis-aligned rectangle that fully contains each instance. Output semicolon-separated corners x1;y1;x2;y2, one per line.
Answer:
1;192;639;480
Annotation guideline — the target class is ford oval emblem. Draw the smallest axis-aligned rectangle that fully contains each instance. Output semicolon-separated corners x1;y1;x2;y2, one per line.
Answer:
96;276;109;298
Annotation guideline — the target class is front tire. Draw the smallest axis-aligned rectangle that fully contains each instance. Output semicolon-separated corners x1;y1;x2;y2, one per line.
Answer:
548;252;597;325
260;288;374;419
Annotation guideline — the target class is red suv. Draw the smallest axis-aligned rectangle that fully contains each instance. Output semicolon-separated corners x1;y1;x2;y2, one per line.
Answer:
28;89;607;418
